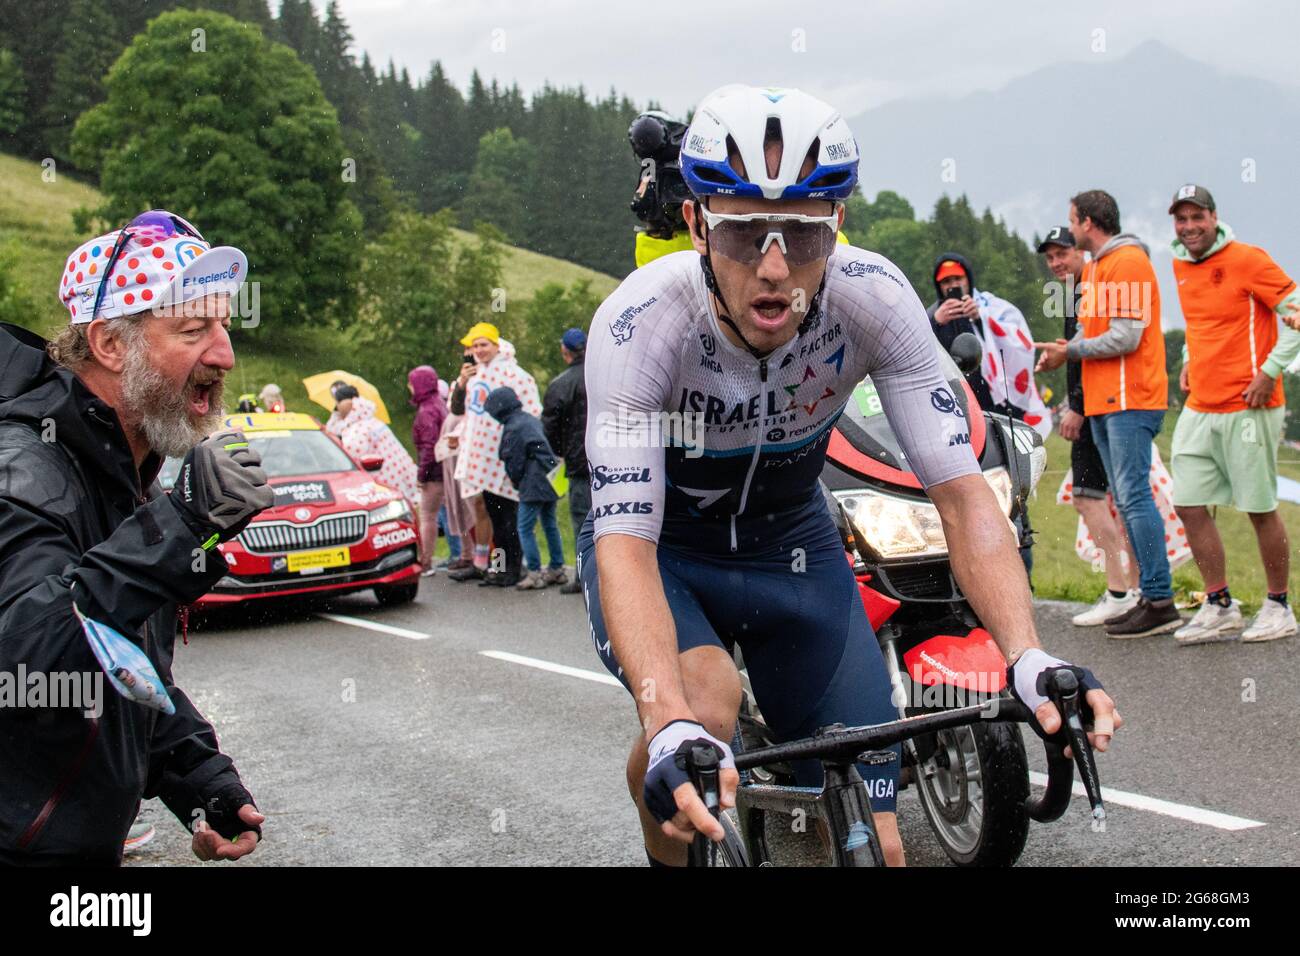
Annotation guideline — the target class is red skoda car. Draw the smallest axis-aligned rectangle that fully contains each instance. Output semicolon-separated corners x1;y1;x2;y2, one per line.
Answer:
161;413;422;609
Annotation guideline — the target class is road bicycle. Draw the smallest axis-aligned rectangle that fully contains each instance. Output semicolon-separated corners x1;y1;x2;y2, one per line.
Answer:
684;669;1104;867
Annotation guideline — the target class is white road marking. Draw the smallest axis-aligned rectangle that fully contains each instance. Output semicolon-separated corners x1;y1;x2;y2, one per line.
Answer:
482;648;1267;833
1026;772;1264;831
316;612;431;640
480;650;622;687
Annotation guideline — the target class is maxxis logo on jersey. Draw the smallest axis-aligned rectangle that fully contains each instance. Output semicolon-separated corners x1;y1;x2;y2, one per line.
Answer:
593;501;654;518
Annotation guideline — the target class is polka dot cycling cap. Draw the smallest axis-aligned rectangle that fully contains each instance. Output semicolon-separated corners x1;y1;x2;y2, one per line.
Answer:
58;209;247;324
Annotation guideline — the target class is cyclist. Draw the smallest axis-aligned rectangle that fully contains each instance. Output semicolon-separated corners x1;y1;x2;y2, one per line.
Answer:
580;84;1121;866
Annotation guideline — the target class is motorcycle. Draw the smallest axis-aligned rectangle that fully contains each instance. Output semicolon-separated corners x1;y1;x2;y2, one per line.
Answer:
737;332;1048;866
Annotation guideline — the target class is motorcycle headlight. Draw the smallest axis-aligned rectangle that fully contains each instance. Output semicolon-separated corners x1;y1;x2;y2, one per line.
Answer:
833;488;949;561
368;499;412;525
834;472;1017;563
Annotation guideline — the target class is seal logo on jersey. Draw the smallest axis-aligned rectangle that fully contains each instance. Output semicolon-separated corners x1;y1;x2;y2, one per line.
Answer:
590;464;652;491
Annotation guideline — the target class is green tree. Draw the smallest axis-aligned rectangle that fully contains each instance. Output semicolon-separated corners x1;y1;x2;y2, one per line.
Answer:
461;127;535;242
41;0;122;162
71;9;363;327
515;280;602;387
0;49;25;137
357;210;504;376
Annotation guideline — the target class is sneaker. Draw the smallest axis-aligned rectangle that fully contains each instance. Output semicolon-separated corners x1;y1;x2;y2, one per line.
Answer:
446;558;473;572
1174;599;1243;646
1073;590;1138;627
448;565;485;582
559;579;583;595
123;820;156;854
516;571;547;590
542;567;568;587
1241;599;1298;643
420;566;438;578
1105;597;1182;639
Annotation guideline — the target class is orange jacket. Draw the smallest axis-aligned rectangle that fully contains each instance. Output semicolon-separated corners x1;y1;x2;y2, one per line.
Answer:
1078;243;1167;416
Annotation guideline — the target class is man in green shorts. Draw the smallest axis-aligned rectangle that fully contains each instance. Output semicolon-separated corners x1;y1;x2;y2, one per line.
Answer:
1168;184;1300;644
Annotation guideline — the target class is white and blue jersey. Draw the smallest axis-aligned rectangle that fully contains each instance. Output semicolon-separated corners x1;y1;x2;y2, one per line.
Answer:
579;246;983;810
583;247;980;556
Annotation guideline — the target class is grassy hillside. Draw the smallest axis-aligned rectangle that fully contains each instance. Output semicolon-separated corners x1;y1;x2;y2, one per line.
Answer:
0;151;620;455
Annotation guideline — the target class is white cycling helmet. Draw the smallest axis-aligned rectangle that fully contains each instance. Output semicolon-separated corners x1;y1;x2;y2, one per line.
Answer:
680;85;859;202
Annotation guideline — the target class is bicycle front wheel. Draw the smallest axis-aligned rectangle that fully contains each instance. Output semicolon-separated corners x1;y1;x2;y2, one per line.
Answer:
687;811;751;867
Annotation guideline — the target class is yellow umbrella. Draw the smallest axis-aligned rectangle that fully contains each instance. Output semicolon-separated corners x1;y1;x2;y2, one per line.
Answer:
302;370;392;424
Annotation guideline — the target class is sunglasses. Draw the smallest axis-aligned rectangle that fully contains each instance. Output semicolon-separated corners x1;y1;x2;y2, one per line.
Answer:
699;206;841;266
90;210;206;321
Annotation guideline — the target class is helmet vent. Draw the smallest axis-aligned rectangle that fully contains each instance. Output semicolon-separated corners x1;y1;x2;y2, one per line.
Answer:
763;117;783;178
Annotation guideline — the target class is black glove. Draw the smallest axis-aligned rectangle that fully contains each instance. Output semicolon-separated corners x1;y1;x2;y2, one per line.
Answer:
169;429;274;547
195;781;261;841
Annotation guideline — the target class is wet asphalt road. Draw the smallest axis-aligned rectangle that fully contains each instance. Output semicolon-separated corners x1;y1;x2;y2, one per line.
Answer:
126;575;1299;867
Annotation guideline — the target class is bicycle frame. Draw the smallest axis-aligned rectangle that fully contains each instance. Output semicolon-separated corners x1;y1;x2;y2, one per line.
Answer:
688;681;1092;867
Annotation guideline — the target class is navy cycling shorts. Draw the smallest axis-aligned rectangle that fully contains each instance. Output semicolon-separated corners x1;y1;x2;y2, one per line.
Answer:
577;511;900;813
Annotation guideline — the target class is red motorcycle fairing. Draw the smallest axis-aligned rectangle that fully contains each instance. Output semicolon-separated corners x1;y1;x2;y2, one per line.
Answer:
902;629;1007;694
852;569;901;632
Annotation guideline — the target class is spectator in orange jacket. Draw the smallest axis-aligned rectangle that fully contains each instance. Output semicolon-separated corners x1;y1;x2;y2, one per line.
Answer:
1037;189;1178;638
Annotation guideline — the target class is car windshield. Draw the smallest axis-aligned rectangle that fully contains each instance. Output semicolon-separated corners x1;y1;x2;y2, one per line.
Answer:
157;430;356;489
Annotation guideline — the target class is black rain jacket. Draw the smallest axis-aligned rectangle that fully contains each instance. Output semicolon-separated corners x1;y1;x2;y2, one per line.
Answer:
540;357;587;480
0;323;252;865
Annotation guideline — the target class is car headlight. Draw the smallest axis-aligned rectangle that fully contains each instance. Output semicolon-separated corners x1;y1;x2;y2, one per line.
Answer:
368;499;412;525
834;471;1017;563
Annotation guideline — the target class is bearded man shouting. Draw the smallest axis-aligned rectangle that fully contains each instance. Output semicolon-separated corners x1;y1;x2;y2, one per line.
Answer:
0;210;272;865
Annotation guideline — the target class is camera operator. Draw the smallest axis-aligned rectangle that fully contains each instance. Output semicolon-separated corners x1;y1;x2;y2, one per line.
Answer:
628;110;696;268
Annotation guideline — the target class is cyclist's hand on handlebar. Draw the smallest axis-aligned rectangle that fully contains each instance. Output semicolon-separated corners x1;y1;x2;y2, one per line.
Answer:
1009;649;1122;754
643;719;738;844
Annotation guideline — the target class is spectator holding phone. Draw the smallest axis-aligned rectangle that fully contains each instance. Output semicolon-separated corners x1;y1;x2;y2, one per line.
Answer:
927;253;1051;435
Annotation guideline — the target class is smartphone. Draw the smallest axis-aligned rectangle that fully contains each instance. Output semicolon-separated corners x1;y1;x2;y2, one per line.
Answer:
943;286;965;302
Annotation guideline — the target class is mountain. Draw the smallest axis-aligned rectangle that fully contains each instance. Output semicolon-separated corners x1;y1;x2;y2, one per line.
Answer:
847;41;1300;326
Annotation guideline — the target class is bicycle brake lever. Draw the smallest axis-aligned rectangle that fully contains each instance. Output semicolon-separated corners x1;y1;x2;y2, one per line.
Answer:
1045;669;1106;827
685;743;722;818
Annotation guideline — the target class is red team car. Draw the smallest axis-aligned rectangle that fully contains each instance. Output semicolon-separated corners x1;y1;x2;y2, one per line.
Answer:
161;413;422;609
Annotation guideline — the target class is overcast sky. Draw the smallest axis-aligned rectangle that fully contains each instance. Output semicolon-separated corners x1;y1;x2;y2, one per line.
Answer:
333;0;1299;116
